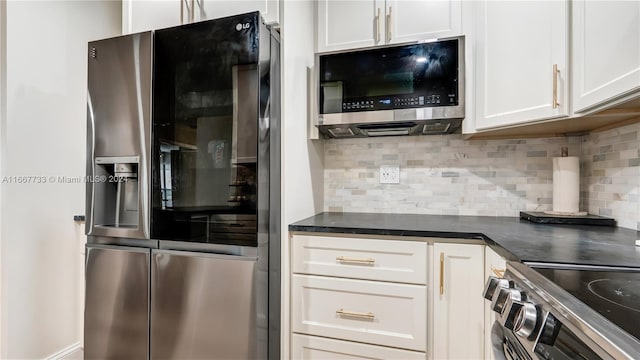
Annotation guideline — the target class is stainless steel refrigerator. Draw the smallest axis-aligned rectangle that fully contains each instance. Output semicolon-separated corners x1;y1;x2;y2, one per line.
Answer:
84;12;280;359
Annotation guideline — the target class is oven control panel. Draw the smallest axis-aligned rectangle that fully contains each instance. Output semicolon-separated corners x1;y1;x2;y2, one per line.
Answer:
484;275;545;358
483;271;612;360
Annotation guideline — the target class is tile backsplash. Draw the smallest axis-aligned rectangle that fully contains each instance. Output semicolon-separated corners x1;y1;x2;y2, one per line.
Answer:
581;122;640;230
324;121;640;230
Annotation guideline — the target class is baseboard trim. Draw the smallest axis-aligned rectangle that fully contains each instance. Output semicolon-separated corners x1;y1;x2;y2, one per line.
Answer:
44;342;81;360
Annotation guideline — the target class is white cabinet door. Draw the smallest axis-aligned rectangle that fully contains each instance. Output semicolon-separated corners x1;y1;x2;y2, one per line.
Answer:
572;0;640;113
199;0;279;25
317;0;380;52
123;0;182;34
432;243;484;360
474;0;569;130
484;246;506;360
386;0;462;45
317;0;462;52
292;334;427;360
124;0;279;35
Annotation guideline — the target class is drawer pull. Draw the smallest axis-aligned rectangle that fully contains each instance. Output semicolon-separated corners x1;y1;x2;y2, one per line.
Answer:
336;309;375;320
491;266;506;278
336;256;375;265
439;252;444;296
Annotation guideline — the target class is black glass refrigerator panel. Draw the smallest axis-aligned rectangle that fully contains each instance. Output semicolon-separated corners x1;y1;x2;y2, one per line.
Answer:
152;13;260;246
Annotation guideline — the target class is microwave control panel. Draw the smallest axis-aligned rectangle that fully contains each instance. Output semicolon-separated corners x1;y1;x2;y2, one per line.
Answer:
341;94;456;112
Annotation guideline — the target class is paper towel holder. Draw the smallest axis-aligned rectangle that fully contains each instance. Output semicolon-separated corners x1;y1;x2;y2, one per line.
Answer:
544;147;588;216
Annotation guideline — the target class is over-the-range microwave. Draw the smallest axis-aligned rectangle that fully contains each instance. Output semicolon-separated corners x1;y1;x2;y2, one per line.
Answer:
315;36;465;138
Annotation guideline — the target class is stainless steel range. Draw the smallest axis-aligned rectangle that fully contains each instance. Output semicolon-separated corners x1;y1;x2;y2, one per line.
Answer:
484;261;640;360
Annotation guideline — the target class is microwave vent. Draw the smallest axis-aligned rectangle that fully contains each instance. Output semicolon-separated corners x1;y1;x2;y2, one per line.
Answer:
327;127;355;138
422;122;451;134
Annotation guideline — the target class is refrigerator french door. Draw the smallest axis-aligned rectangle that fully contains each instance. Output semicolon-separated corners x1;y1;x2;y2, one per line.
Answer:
85;12;280;360
152;13;266;245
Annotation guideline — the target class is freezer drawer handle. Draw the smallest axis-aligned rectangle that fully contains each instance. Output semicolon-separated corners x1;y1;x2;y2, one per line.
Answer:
336;309;375;320
336;256;375;265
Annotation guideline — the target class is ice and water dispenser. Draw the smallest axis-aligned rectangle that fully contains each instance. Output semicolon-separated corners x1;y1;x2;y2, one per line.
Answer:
92;156;139;229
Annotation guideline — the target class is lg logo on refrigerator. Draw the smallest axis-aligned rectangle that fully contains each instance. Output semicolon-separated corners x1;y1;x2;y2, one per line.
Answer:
236;23;250;31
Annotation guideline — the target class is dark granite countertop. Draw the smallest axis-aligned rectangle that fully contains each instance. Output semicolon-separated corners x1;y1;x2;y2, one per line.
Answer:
289;212;640;268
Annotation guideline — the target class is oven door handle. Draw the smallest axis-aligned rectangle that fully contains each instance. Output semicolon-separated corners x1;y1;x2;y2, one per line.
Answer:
491;322;510;360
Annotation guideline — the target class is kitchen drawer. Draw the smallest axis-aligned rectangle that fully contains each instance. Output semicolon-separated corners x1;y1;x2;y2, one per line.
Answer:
291;275;427;351
291;334;426;360
291;235;427;284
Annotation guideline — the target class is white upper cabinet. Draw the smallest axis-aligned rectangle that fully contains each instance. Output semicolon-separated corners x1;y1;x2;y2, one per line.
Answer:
317;0;462;53
123;0;182;33
316;1;379;52
474;0;569;130
123;0;279;34
385;0;462;45
572;0;640;113
199;0;279;25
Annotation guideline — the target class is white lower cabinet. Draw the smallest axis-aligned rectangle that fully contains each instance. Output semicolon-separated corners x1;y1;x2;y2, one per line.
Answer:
292;235;428;284
292;274;427;351
432;243;485;359
290;234;490;359
290;234;428;357
292;334;427;360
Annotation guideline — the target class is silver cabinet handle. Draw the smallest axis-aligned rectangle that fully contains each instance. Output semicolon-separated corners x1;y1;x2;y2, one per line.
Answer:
552;64;560;109
180;0;184;23
375;8;381;44
195;0;204;21
386;6;392;42
181;0;191;24
336;309;375;320
336;256;375;265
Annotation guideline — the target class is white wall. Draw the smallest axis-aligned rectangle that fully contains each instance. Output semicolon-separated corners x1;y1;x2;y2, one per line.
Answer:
280;0;325;357
0;1;120;358
0;0;6;357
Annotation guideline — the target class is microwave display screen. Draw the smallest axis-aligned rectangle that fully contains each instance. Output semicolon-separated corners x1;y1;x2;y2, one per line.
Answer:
319;39;459;114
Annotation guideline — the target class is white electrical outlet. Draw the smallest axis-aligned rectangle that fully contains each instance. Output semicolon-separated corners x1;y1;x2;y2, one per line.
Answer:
380;165;400;184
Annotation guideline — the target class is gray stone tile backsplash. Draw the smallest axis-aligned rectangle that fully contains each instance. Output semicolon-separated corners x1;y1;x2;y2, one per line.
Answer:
581;122;640;230
324;121;640;230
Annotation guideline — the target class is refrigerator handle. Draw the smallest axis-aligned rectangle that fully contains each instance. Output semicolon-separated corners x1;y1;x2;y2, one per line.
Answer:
86;92;96;234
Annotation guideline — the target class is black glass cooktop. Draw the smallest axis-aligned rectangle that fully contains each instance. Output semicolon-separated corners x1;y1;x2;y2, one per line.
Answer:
534;267;640;341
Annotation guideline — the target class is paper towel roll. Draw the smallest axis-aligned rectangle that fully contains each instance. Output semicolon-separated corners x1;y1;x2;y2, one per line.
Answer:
551;156;580;214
